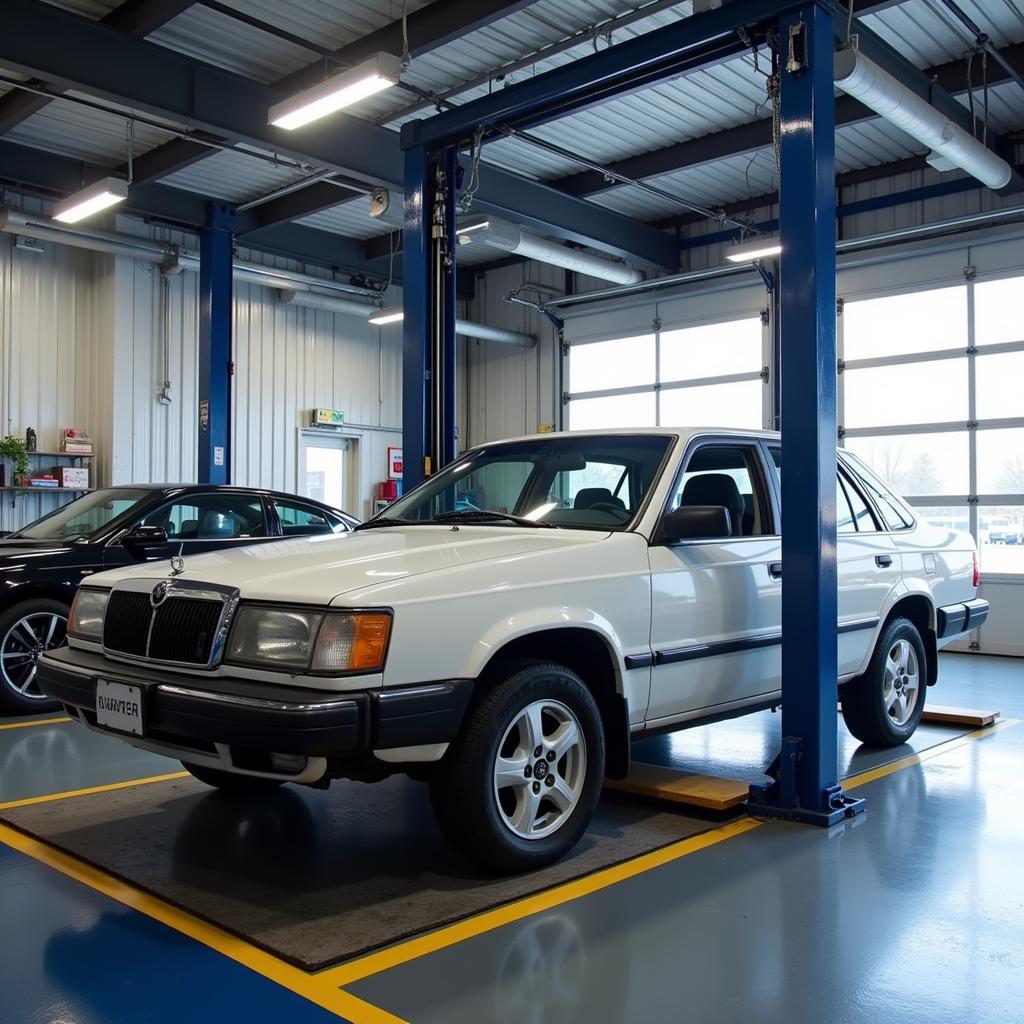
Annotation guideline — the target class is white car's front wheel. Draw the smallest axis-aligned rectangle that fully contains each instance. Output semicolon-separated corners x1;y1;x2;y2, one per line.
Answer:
430;662;605;874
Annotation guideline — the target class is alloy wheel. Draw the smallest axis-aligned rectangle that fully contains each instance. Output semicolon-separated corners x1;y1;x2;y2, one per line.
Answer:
0;612;67;700
493;698;588;840
882;638;920;727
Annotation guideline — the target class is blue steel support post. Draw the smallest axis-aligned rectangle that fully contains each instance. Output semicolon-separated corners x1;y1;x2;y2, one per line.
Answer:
402;145;430;490
748;2;864;825
197;201;236;485
402;143;458;488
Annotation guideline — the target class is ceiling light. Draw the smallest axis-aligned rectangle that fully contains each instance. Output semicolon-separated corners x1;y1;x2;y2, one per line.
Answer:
269;53;403;130
368;306;404;325
456;215;491;242
724;235;782;263
53;177;128;224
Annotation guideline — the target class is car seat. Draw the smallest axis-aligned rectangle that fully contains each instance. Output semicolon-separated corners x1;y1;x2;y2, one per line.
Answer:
574;487;626;512
680;474;744;536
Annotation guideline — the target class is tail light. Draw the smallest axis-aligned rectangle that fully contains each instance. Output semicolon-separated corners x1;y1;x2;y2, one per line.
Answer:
973;550;980;588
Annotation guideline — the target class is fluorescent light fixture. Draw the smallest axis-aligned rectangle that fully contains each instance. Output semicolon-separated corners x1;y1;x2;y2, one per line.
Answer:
456;215;491;242
368;306;404;325
53;177;128;224
724;235;782;263
269;53;402;130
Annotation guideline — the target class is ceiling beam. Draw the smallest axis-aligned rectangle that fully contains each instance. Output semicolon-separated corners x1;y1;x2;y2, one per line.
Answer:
555;41;1024;199
274;0;542;96
0;0;677;269
0;0;196;136
0;139;368;272
237;180;363;234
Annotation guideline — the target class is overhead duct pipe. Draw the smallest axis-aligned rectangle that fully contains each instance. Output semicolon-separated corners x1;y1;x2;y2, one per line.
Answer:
458;216;643;285
276;289;535;346
0;208;380;299
833;47;1012;190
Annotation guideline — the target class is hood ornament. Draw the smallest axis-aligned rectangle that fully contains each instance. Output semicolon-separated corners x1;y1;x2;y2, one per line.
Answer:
169;543;185;577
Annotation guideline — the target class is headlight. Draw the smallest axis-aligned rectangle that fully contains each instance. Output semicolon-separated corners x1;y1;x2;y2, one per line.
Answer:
68;588;109;641
226;606;391;674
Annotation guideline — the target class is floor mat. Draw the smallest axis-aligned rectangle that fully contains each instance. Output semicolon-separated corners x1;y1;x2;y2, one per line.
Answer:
0;775;721;970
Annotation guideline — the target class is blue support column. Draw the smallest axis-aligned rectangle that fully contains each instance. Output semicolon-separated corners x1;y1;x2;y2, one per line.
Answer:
749;2;864;825
197;201;236;485
402;143;458;489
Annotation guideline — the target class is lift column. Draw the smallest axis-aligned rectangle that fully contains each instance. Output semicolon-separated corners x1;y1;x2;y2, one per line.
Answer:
197;201;236;485
401;141;458;489
749;1;864;824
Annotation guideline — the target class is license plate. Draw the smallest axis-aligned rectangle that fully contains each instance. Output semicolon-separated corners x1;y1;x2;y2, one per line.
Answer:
95;680;144;736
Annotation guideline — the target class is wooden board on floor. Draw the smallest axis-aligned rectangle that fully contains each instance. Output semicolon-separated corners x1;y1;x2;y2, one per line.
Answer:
605;763;749;811
922;705;1000;727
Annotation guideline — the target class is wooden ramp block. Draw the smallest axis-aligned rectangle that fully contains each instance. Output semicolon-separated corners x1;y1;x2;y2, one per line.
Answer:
605;763;749;811
922;705;1000;728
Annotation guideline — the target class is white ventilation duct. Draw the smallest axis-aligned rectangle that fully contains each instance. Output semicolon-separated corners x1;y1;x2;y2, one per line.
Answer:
458;216;643;284
276;290;535;346
834;47;1012;190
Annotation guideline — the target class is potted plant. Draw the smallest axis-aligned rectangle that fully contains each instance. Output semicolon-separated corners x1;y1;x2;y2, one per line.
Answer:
0;435;30;486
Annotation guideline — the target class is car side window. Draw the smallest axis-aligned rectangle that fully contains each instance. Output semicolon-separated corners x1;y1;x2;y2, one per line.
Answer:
273;498;343;537
842;455;914;531
669;444;773;537
840;473;879;532
139;494;268;540
836;476;856;534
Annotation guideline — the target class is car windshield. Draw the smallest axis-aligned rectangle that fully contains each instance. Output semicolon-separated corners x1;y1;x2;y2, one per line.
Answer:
364;434;673;531
10;488;153;542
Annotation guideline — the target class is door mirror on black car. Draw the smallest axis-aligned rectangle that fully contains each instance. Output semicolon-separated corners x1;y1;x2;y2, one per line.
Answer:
121;525;171;561
655;505;732;545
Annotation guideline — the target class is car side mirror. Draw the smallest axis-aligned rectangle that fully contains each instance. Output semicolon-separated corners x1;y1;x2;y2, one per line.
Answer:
121;525;170;561
655;505;732;545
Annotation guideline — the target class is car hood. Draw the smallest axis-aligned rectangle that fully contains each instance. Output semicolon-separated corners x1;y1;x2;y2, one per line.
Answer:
84;526;609;603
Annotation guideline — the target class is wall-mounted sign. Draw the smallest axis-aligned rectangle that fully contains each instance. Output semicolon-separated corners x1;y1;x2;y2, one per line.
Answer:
213;446;225;467
311;407;345;428
388;446;403;480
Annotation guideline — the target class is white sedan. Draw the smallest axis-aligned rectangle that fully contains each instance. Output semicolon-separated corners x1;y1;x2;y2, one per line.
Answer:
40;429;986;872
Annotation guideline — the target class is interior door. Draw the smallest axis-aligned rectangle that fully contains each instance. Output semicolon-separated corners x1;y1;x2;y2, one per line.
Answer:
646;440;782;725
299;431;351;514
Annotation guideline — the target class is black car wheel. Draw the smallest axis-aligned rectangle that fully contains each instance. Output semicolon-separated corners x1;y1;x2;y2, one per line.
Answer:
841;616;927;748
0;599;67;714
430;661;605;874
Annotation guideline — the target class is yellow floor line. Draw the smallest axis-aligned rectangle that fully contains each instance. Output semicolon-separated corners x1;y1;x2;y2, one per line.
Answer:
318;817;762;987
321;716;1021;988
0;771;189;812
843;718;1019;791
0;821;407;1024
0;715;71;731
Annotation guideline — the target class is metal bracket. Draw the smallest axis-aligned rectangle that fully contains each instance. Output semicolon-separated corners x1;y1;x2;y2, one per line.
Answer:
967;420;979;430
836;297;845;316
561;391;570;406
747;735;866;826
760;365;770;383
966;346;978;355
967;494;980;505
837;425;846;439
963;264;977;281
837;358;845;373
785;20;808;74
760;308;770;326
652;317;662;332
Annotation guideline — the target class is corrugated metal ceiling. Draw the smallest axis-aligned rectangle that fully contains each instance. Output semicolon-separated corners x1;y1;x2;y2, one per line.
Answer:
18;0;1024;249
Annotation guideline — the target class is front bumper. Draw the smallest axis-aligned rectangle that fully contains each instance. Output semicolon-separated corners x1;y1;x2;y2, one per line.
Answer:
38;646;473;761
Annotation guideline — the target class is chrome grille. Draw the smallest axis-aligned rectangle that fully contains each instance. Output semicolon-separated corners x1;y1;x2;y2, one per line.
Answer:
102;581;237;668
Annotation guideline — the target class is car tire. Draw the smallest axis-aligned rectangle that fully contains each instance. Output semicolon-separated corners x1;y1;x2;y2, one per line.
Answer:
181;761;285;793
0;598;68;715
431;661;605;874
841;616;927;748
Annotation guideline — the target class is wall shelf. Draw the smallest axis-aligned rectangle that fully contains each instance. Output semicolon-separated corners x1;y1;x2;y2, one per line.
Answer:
0;486;93;493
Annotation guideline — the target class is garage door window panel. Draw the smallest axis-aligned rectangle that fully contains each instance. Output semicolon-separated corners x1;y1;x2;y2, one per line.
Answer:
844;359;968;429
975;351;1024;420
569;335;655;393
978;505;1024;574
660;379;763;431
843;285;967;359
977;428;1024;495
659;318;761;380
569;392;657;430
843;433;968;497
975;276;1024;346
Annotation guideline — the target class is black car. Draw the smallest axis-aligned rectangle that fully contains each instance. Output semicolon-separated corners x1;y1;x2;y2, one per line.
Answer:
0;485;358;714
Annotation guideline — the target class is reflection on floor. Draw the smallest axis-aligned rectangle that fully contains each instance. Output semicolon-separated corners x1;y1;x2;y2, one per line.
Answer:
1;653;1021;1024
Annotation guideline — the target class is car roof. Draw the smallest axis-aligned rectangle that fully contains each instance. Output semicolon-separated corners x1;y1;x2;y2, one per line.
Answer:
471;427;781;446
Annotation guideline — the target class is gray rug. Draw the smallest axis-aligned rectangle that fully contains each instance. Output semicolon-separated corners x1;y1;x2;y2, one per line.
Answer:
2;775;720;969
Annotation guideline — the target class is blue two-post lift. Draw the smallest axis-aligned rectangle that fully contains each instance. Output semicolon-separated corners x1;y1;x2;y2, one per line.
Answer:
399;0;867;825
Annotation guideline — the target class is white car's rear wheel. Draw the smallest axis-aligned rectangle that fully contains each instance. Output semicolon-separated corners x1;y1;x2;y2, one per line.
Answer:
430;662;605;874
841;617;927;747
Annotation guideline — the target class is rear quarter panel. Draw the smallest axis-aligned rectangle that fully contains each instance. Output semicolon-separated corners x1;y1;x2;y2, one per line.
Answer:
893;518;976;608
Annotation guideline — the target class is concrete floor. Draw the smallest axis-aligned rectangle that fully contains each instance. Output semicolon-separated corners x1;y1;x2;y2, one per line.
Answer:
1;652;1021;1024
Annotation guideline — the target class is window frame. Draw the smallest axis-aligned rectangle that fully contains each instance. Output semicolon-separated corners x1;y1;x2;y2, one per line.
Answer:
133;491;270;543
654;434;779;545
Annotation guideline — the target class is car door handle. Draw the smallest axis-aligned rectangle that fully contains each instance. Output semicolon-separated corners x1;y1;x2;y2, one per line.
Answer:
875;554;893;567
767;562;783;579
